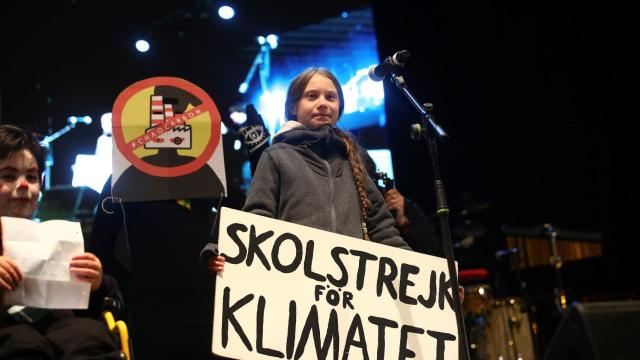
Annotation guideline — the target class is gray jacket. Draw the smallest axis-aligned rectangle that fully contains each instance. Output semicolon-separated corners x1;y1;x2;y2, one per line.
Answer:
242;125;409;250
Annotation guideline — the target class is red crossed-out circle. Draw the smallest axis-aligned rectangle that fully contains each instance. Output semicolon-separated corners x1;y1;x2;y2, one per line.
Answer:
112;77;221;177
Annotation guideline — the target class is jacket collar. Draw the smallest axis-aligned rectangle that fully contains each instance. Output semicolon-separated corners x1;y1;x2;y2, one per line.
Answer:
274;122;348;177
273;122;347;155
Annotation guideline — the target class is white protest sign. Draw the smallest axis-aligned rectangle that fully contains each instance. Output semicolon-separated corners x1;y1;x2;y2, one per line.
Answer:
212;207;458;360
1;216;91;309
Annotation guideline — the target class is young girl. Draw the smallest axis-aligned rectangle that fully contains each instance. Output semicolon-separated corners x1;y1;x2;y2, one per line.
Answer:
242;67;408;248
209;69;467;306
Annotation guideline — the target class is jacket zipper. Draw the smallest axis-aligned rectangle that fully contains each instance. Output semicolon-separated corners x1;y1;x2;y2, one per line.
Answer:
323;159;337;233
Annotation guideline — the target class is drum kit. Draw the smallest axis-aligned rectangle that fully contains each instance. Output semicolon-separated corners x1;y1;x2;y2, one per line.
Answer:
461;280;537;360
456;222;602;360
440;195;603;359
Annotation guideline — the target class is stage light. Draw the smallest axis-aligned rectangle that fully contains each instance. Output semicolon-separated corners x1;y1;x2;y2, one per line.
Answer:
233;139;242;150
342;68;385;115
100;113;112;135
367;149;394;180
218;5;235;20
238;82;248;94
135;40;150;53
341;11;349;18
67;116;92;125
71;113;110;193
230;110;247;125
257;88;287;135
256;36;266;45
221;122;228;135
100;112;112;123
266;34;278;50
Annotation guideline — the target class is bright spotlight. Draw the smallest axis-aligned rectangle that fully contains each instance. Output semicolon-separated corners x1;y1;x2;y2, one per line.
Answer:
230;111;247;124
100;113;112;135
218;6;235;20
238;82;249;94
135;40;150;53
266;34;278;50
100;112;112;123
67;115;93;125
256;36;266;45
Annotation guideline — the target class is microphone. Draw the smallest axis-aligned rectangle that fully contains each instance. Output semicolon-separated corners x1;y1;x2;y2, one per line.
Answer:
494;248;519;261
368;50;410;81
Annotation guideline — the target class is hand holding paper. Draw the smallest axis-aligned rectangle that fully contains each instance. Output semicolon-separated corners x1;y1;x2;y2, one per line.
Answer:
1;216;91;309
69;252;104;291
0;255;23;291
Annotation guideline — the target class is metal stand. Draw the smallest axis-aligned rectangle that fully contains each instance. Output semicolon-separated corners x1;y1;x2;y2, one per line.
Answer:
39;117;91;190
544;224;568;314
510;251;545;359
389;72;470;360
237;36;276;95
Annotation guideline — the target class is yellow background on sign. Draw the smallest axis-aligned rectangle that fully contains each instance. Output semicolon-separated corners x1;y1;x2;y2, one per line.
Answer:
121;86;212;159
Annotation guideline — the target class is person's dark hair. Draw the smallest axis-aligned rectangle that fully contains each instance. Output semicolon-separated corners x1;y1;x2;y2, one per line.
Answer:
154;86;202;113
0;124;46;177
284;67;345;121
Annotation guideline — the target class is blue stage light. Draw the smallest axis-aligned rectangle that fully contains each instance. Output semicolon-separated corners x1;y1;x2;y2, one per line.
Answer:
266;34;279;50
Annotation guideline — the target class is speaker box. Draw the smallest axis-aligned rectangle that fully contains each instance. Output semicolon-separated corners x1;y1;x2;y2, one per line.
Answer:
543;301;640;360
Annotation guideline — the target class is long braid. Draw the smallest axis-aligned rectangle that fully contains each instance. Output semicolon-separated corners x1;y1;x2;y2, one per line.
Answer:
335;128;372;240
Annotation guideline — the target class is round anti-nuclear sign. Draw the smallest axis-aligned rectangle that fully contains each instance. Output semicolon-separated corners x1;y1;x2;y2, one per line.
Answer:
112;77;221;177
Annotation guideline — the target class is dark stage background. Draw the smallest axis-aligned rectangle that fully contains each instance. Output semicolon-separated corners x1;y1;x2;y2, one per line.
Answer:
1;0;638;358
373;0;639;289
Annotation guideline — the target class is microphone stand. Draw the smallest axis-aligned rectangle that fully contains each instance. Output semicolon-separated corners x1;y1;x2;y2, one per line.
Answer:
509;252;545;359
39;118;90;190
388;73;470;360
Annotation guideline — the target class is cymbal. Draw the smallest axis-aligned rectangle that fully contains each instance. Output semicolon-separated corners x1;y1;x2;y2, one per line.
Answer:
453;220;487;238
502;224;602;242
449;193;490;218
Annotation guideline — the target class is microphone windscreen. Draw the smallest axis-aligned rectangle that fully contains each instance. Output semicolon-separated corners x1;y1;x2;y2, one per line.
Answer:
368;64;385;82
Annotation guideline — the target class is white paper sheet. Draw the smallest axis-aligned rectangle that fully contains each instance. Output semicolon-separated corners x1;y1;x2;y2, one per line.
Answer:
1;216;90;309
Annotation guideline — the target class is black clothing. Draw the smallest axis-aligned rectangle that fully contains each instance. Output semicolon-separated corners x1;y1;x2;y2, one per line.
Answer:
0;318;120;360
399;197;444;257
112;149;225;202
0;276;121;360
90;177;218;360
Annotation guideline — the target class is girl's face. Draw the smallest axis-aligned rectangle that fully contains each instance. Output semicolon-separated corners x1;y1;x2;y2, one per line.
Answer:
0;149;40;219
292;74;340;130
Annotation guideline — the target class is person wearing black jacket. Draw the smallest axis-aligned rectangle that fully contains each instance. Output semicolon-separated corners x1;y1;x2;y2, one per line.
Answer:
361;152;444;258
